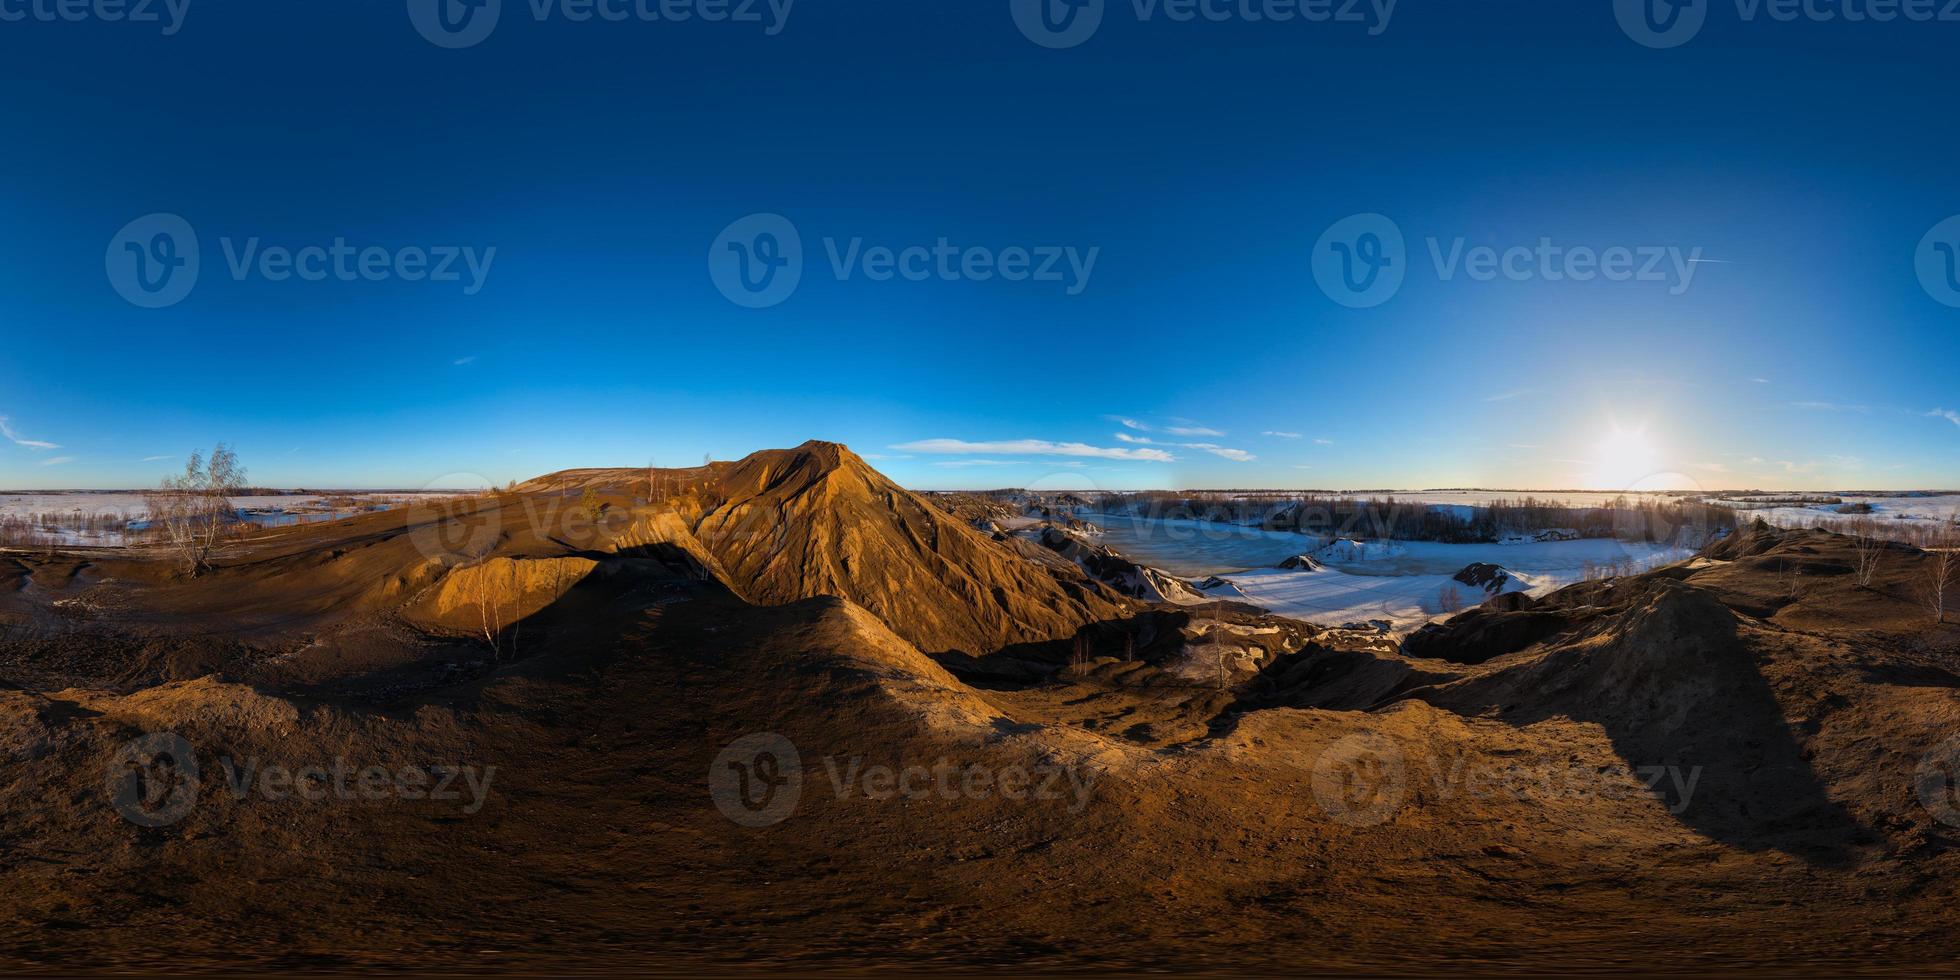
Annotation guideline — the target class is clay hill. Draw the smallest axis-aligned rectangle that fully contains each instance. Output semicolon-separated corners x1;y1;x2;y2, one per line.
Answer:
517;441;1129;655
2;446;1959;973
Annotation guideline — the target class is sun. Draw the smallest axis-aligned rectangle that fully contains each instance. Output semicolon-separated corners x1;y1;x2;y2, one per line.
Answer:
1587;425;1660;490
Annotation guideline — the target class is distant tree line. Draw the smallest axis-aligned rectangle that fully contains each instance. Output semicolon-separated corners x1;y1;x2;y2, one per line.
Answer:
1087;492;1739;547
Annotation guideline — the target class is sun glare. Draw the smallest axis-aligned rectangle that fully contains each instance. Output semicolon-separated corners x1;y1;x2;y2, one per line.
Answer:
1587;426;1660;490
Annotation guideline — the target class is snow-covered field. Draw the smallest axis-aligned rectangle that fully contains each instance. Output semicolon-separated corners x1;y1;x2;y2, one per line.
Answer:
1090;518;1691;631
1707;493;1960;531
0;491;465;546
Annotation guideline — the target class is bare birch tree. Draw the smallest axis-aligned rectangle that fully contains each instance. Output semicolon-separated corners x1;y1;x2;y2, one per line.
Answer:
1920;513;1959;625
462;560;523;661
1848;516;1885;589
142;445;245;576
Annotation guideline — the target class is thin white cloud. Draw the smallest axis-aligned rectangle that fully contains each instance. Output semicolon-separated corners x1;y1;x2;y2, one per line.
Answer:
1928;408;1960;428
933;459;1032;467
859;453;914;461
1263;431;1302;439
894;438;1174;462
1314;438;1335;446
1114;432;1254;461
1104;416;1224;438
1790;401;1870;413
453;355;477;366
1485;390;1528;403
40;456;74;466
1751;377;1771;384
0;417;59;450
140;454;174;462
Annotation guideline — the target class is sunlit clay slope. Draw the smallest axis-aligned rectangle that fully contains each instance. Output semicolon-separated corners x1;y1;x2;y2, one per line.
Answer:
524;441;1127;654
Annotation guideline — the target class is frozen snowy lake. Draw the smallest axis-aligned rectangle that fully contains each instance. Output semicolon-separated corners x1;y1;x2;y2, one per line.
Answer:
1089;517;1692;631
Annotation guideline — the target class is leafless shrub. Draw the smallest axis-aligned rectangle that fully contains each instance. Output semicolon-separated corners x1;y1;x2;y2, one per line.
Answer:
142;445;245;576
1777;561;1808;603
1438;585;1464;614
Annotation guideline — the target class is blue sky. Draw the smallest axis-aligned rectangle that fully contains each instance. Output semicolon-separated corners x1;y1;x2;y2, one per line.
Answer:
2;0;1957;491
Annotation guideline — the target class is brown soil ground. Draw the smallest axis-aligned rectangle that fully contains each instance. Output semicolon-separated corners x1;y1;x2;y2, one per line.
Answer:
2;445;1959;974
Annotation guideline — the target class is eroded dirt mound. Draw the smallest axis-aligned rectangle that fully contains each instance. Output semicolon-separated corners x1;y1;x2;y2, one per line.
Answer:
1401;528;1960;860
525;442;1128;655
404;555;599;632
